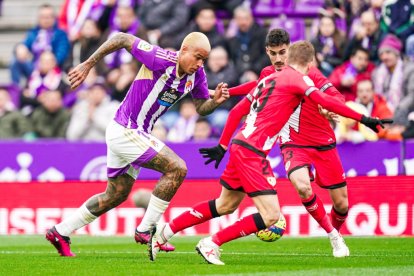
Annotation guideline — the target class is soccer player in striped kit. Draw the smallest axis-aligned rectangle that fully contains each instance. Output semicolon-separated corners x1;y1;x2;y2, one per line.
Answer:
46;31;229;256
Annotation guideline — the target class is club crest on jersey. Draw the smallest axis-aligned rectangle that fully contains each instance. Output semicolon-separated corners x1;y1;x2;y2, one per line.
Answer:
184;80;193;93
160;74;169;81
158;88;180;107
137;40;153;52
150;139;159;148
267;177;277;186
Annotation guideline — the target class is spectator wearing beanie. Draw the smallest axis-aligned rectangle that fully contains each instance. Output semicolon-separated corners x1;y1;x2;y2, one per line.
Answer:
372;34;414;126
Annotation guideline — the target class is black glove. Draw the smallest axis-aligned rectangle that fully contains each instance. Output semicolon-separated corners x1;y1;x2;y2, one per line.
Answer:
360;115;394;133
199;145;226;169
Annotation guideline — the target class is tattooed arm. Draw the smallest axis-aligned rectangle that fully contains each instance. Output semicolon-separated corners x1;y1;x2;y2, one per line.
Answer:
193;98;221;116
68;32;136;89
194;82;230;116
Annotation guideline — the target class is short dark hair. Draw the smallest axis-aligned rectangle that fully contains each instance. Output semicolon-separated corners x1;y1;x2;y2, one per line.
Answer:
351;46;369;57
39;4;54;10
196;117;210;125
265;29;290;47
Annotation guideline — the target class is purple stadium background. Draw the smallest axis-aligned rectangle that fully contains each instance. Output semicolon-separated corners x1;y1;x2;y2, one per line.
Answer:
0;140;413;182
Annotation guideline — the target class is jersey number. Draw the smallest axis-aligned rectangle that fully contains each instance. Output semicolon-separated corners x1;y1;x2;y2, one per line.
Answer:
242;80;276;138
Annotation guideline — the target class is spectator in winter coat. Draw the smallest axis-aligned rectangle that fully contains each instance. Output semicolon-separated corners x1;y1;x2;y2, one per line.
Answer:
10;4;70;87
329;47;376;101
355;79;398;140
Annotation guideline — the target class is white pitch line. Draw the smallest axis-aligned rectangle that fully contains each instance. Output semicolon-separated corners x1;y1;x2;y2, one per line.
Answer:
0;251;412;257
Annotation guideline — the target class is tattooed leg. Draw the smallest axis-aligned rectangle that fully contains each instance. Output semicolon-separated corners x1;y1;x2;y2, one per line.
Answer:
54;173;135;236
135;146;187;233
141;146;187;201
85;174;135;216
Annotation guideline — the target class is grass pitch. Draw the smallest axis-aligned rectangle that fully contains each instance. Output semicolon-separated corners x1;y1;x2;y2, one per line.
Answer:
0;235;413;275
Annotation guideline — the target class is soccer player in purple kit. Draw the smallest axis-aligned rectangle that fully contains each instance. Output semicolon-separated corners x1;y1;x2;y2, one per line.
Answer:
45;31;229;256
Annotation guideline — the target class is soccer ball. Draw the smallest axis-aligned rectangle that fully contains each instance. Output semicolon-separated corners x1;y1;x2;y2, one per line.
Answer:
255;213;286;242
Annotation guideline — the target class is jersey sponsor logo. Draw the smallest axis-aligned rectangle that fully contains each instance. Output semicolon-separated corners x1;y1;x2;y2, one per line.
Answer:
137;40;153;52
303;76;315;87
157;88;180;107
267;176;277;186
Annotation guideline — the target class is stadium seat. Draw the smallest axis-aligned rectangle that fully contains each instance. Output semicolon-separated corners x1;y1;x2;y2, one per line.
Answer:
293;0;324;17
225;17;265;38
252;0;294;17
269;17;306;42
185;0;198;5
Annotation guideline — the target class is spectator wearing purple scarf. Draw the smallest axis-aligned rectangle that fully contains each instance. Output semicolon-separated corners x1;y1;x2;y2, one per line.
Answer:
10;4;70;87
311;15;346;76
104;5;144;70
21;51;67;115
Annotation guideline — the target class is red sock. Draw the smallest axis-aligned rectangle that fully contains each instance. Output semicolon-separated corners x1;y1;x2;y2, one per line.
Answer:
302;193;334;233
212;213;266;246
169;200;219;234
330;206;348;231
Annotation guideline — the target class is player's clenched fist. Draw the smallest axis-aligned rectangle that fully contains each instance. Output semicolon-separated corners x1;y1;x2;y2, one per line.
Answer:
213;82;230;105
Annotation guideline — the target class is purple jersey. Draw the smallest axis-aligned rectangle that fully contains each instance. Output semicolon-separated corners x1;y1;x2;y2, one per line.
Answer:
114;37;210;132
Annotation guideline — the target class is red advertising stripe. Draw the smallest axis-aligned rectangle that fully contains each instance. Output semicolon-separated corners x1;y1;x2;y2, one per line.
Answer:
0;176;413;236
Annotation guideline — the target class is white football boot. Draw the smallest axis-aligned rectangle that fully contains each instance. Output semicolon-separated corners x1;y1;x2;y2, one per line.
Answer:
329;232;350;258
195;237;224;265
148;223;169;261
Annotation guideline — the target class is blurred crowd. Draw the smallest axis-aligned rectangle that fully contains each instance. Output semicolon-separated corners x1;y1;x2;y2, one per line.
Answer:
0;0;413;143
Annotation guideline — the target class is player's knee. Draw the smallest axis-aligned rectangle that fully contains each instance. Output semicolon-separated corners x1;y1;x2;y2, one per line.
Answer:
291;175;312;199
169;158;188;179
297;184;312;199
177;160;188;178
110;190;130;206
216;201;238;215
260;210;280;227
334;201;348;214
333;193;348;213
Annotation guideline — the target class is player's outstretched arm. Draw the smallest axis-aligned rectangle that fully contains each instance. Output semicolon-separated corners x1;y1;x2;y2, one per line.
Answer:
360;116;394;133
68;32;136;89
309;90;393;132
209;80;256;98
193;82;229;116
228;80;257;96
